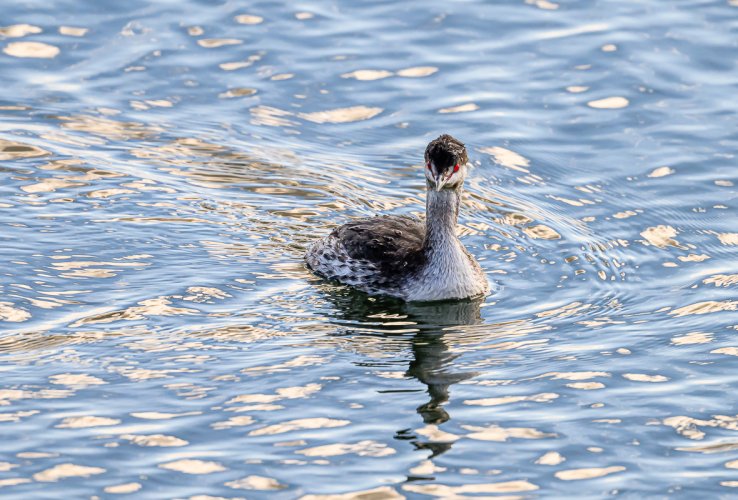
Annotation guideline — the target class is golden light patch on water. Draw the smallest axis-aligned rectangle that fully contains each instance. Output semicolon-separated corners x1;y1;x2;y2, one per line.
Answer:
131;411;201;419
539;23;609;40
0;24;42;37
59;26;88;36
50;373;106;388
536;451;566;465
711;347;738;356
228;393;281;404
462;423;556;441
271;73;294;80
438;103;479;113
227;404;283;412
464;392;559;406
661;415;738;442
671;332;713;345
0;478;31;488
299;106;383;124
555;465;625;481
678;439;738;454
26;296;76;310
17;451;57;459
539;371;610;380
410;460;447;475
374;371;408;379
104;483;142;494
601;43;618;52
523;224;561;240
341;69;393;81
274;440;307;448
197;38;242;48
613;210;638;219
536;303;593;319
142;99;174;109
250;417;350;436
242;355;328;374
56;416;121;428
0;463;18;472
670;300;738;317
295;12;315;20
158;459;226;474
479;146;530;173
648;166;674;178
225;475;286;490
218;52;263;71
183;286;231;302
300;486;403;500
566;86;589;93
568;382;605;390
226;383;322;404
526;0;559;10
640;225;680;248
33;463;106;482
0;138;50;160
587;97;629;109
0;302;31;322
20;177;79;193
248;105;299;126
549;195;593;207
71;297;199;327
715;179;734;186
275;383;322;399
219;88;257;98
678;253;710;262
622;373;668;382
62;268;119;278
211;416;255;429
397;66;438;77
0;410;39;423
58;114;159;140
703;274;738;287
415;425;461;442
499;213;533;227
3;41;60;58
404;480;539;496
114;367;191;381
87;188;136;199
296;440;395;457
121;434;188;447
186;26;204;36
234;14;264;24
715;232;738;246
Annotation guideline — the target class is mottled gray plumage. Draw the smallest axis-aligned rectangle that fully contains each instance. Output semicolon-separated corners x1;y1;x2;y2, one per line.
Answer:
333;214;426;277
305;134;489;301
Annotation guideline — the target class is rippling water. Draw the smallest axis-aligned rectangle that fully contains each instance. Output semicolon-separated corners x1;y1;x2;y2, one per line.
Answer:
1;0;737;497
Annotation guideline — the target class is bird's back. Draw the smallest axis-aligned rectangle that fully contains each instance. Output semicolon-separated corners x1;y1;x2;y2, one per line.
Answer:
305;214;426;297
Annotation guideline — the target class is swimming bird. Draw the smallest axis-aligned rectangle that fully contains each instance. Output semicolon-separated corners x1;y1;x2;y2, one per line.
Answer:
305;134;488;302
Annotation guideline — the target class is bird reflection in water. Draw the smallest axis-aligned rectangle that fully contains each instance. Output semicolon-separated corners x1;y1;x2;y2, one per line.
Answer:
320;288;484;458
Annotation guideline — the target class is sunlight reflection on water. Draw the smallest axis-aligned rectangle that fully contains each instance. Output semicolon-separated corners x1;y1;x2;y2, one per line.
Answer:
0;0;737;497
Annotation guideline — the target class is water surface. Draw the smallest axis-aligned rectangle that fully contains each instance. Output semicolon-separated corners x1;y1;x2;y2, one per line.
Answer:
1;0;737;497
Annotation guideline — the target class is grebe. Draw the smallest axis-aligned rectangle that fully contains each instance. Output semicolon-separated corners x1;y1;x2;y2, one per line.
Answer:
305;134;489;302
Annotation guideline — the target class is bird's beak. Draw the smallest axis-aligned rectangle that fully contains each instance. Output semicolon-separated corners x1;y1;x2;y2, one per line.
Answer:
434;173;448;192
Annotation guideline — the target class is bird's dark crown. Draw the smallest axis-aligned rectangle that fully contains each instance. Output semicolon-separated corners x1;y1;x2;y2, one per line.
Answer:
425;134;468;174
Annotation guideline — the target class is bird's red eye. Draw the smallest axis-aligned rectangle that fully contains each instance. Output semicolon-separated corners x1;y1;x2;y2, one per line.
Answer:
453;163;460;172
427;163;431;170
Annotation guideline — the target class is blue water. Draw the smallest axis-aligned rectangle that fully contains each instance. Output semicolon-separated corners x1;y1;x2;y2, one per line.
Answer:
1;0;737;497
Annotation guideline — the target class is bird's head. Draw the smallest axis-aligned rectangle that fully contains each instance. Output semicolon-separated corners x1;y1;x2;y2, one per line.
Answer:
424;134;469;192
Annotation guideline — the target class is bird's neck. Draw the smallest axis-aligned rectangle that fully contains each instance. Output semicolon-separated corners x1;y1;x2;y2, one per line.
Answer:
423;186;461;255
